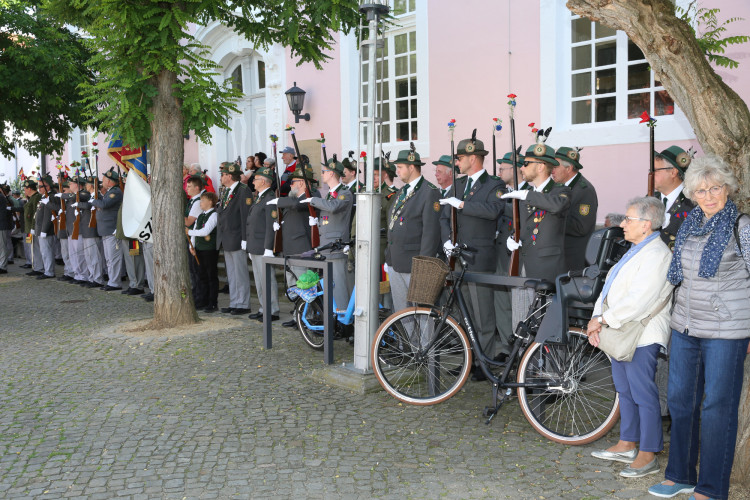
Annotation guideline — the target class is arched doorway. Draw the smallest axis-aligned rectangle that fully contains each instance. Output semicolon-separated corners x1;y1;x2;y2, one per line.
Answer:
224;55;267;162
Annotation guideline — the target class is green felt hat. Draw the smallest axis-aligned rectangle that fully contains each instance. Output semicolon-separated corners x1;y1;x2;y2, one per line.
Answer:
103;169;120;182
254;166;274;181
456;130;489;157
290;166;318;184
41;174;54;186
374;157;396;176
524;143;559;166
496;150;526;166
69;175;87;185
431;154;459;173
555;146;584;170
23;179;37;190
219;161;241;174
394;143;425;167
656;145;692;172
324;155;345;176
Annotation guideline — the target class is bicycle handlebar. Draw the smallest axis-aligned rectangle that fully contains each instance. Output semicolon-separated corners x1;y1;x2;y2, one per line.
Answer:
299;239;354;259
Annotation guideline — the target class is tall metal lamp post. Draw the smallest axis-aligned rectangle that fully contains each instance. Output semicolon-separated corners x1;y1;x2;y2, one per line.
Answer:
351;0;389;374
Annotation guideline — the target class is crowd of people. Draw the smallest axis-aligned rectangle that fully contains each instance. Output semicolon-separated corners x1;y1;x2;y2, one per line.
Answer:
2;132;748;500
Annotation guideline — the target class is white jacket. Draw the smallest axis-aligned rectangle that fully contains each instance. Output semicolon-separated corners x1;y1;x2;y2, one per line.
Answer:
593;236;674;348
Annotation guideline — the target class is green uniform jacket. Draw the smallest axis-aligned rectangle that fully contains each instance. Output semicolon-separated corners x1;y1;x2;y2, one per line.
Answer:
24;192;41;234
563;173;598;271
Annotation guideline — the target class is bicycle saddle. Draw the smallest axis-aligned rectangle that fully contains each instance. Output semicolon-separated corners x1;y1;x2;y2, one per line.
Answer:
525;279;555;292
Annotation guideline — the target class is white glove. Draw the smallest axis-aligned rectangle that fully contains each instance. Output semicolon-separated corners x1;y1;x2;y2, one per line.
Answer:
74;209;79;217
54;193;62;198
247;253;253;261
50;214;55;221
309;216;318;226
383;263;391;275
439;197;463;209
342;245;350;255
506;236;522;252
263;249;274;257
501;190;529;201
443;240;455;255
40;232;47;239
91;206;96;211
30;229;35;235
300;198;312;204
58;209;63;215
5;207;10;210
273;221;281;231
71;202;78;208
266;198;279;206
240;240;247;251
40;198;49;205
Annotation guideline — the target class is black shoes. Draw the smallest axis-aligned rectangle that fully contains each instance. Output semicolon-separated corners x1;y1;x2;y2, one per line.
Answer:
122;287;145;295
26;270;42;276
230;308;251;315
142;293;154;302
20;264;32;269
102;285;122;291
220;307;234;314
203;305;218;313
248;312;263;320
36;274;54;280
0;269;7;275
84;281;102;288
57;275;73;282
282;319;296;327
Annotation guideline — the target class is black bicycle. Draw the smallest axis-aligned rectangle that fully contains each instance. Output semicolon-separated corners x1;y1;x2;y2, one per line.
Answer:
371;227;629;445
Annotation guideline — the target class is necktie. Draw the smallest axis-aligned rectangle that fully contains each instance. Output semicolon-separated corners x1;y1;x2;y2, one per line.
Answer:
463;178;473;199
663;197;668;206
398;184;409;204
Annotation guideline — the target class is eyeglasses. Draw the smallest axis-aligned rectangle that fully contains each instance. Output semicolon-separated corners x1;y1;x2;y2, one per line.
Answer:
522;161;544;167
693;184;725;199
653;167;673;172
623;216;647;223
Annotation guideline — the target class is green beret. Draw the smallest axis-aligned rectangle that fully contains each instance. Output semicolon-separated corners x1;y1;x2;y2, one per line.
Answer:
497;151;526;166
524;143;559;166
555;147;583;170
656;145;692;172
394;148;425;167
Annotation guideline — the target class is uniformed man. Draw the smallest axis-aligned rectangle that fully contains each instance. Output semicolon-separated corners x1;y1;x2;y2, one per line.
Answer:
385;146;441;313
116;172;146;296
374;157;399;309
185;175;206;306
652;145;695;250
301;156;354;309
552;147;598;271
432;155;456;198
342;154;364;193
48;178;74;281
503;142;571;282
35;175;57;279
439;132;506;377
76;176;105;288
216;161;254;315
90;169;124;290
245;166;279;322
62;174;89;285
22;179;42;275
272;165;320;327
0;183;12;274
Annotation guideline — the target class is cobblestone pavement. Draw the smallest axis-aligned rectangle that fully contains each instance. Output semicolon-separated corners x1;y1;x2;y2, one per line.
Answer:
0;264;695;500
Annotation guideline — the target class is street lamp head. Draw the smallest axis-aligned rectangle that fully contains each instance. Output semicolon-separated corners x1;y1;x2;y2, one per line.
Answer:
285;82;310;123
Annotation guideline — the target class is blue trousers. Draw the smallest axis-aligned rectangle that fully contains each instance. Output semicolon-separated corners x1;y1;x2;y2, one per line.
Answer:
611;343;663;452
665;329;749;500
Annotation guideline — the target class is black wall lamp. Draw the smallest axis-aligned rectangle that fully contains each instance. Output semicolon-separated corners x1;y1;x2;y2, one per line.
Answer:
285;82;310;123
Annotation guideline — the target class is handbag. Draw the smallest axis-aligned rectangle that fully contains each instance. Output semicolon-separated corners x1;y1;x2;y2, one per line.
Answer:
596;293;672;362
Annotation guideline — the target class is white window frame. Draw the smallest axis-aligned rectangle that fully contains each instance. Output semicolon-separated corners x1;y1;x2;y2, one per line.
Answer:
540;0;694;147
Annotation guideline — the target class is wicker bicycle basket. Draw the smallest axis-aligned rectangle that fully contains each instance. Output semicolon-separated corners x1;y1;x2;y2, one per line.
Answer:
407;256;450;305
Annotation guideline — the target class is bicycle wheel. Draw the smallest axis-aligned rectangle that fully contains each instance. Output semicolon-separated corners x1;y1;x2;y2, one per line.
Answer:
516;329;620;445
372;307;472;405
296;298;324;350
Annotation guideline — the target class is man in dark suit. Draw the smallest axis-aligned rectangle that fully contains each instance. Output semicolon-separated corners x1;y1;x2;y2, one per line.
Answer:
503;143;571;283
552;147;598;271
652;145;695;250
245;166;279;322
385;146;441;313
216;161;253;315
439;133;506;374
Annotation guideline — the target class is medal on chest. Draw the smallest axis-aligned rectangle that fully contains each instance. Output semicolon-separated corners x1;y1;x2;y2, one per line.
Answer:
531;210;547;245
322;215;329;225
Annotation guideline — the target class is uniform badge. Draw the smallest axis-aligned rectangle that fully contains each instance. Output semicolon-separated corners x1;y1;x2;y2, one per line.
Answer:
339;193;346;200
204;236;211;241
465;143;475;153
408;152;416;162
533;144;546;156
496;189;503;199
433;202;440;212
109;193;115;198
579;204;590;216
245;198;252;205
271;210;277;219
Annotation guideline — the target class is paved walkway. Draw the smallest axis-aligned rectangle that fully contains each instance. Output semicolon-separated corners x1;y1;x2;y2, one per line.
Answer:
0;264;693;499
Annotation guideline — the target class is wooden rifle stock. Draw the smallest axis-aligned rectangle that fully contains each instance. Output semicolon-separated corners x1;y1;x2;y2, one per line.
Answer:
289;129;320;248
508;117;521;277
271;140;283;254
647;122;655;197
71;186;81;240
87;159;98;228
57;170;67;235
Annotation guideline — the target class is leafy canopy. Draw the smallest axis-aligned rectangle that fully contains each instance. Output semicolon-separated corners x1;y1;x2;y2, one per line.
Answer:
676;1;749;69
0;1;94;157
46;0;364;149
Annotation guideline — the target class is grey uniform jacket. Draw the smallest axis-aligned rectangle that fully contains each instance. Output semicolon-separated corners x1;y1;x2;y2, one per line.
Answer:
309;185;354;248
216;182;253;252
440;171;506;272
519;181;571;282
277;190;320;256
563;173;598;271
386;177;442;273
90;186;123;237
244;188;275;255
35;194;56;235
48;195;67;238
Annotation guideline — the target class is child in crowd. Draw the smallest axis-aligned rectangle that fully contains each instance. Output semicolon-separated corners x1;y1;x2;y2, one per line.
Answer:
186;191;219;312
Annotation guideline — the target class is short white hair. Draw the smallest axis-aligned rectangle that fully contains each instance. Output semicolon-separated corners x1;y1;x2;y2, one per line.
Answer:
683;154;739;200
626;196;665;230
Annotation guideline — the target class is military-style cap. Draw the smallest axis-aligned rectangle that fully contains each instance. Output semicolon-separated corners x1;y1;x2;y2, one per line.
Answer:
41;174;54;186
656;145;692;172
219;161;241;174
394;143;425;167
524;143;559;166
23;179;37;189
280;146;295;155
253;166;274;181
69;175;87;185
290;166;318;184
432;154;459;173
373;157;396;176
103;170;120;182
324;156;345;176
497;151;526;166
86;176;96;184
455;130;489;157
555;147;583;170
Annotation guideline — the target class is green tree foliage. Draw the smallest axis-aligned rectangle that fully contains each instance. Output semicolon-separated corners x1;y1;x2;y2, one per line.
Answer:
676;1;749;69
0;1;93;157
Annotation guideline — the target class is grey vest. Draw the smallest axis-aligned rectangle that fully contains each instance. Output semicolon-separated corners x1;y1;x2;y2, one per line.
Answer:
671;228;750;339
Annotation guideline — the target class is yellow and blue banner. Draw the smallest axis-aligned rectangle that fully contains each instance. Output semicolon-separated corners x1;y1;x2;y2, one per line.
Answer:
108;136;148;180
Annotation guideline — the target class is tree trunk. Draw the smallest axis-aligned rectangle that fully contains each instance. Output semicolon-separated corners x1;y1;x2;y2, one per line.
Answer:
149;68;199;327
566;0;750;486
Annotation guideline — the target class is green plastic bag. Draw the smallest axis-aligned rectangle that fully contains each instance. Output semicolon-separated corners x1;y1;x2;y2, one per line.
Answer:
296;270;320;290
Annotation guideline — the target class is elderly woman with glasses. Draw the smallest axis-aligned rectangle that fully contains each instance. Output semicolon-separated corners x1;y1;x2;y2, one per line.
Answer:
649;155;750;500
587;196;674;478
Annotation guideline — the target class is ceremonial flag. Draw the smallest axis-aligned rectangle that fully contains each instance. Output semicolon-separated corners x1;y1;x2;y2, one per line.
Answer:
108;135;148;180
18;168;25;180
121;169;153;242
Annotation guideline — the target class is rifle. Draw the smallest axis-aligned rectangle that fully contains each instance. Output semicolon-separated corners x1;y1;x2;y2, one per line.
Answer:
449;120;457;269
287;127;320;248
86;158;98;228
492;119;499;177
508;109;521;277
319;133;328;165
270;134;283;254
647;116;656;197
116;165;124;192
71;172;81;240
57;168;67;235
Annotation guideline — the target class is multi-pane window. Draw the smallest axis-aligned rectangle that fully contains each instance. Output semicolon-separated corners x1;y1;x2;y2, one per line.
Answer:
79;128;91;161
393;0;415;16
257;60;266;90
229;65;243;93
570;15;674;125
